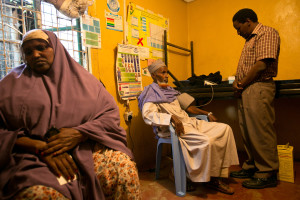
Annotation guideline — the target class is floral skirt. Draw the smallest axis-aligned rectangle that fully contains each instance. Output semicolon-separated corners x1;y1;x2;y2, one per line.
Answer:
14;144;140;200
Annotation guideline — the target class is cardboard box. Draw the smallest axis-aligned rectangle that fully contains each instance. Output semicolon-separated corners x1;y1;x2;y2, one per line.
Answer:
277;144;294;183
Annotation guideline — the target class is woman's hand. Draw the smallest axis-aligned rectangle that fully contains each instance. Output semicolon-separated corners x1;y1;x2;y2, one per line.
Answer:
15;137;47;155
41;152;78;181
16;137;78;180
171;115;184;137
42;128;87;156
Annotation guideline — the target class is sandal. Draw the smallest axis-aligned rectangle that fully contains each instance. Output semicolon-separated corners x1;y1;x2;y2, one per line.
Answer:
206;177;234;195
186;179;196;192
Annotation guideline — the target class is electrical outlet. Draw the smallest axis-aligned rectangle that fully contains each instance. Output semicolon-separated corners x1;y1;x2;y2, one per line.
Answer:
124;111;133;122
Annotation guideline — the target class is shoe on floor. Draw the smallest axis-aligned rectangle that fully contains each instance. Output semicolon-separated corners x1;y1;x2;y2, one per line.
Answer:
230;168;257;179
186;179;196;192
206;177;234;195
242;177;277;189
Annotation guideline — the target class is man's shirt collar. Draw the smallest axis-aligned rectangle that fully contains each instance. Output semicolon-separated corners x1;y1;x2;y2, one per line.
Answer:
246;23;262;41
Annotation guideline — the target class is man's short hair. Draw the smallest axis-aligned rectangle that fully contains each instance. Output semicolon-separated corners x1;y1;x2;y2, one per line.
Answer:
232;8;258;23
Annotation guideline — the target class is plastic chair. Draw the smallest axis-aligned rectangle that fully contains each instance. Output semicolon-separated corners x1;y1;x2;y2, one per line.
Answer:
155;114;208;197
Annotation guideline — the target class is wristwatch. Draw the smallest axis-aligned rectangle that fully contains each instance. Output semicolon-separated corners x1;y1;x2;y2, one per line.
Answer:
207;112;213;116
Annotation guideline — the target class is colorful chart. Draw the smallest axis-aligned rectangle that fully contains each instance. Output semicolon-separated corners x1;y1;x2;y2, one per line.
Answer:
116;44;142;99
127;3;169;59
105;11;123;32
80;15;101;48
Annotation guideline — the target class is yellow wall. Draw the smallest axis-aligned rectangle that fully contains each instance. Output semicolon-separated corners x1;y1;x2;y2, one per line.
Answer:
88;0;190;169
187;0;300;159
187;0;300;80
87;0;300;169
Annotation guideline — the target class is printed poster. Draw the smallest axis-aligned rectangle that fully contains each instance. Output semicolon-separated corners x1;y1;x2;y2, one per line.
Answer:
105;11;123;31
80;15;101;48
127;3;169;59
116;44;142;99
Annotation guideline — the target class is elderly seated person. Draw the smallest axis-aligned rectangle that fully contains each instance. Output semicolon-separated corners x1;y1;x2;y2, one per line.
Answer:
138;60;239;195
0;29;140;200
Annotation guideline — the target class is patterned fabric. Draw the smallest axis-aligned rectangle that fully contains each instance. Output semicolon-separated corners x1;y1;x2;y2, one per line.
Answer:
93;144;141;200
14;144;140;200
14;185;68;200
236;23;280;82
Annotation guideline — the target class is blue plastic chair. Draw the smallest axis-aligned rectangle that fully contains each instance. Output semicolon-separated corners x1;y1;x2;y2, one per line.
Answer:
155;115;208;197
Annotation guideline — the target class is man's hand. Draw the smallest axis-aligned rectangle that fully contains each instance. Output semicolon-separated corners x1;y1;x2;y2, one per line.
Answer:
233;80;243;98
208;114;217;122
233;60;269;98
42;128;87;156
171;115;184;136
41;152;78;181
233;80;243;91
186;105;218;122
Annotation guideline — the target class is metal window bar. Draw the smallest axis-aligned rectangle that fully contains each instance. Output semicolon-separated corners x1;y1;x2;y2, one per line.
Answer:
0;0;87;80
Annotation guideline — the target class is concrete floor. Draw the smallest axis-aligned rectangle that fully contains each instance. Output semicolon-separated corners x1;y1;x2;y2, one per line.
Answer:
139;157;300;200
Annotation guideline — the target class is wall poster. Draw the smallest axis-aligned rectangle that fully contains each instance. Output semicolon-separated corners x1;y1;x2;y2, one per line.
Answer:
80;15;101;49
105;11;123;31
116;44;142;100
126;3;169;59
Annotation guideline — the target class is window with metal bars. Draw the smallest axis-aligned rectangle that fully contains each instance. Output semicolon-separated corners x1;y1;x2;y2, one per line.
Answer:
0;0;87;80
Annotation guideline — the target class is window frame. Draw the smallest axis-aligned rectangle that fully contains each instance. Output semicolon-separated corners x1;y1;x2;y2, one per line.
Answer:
0;0;87;80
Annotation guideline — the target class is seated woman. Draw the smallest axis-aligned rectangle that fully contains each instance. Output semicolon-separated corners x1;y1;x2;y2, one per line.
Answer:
0;29;140;200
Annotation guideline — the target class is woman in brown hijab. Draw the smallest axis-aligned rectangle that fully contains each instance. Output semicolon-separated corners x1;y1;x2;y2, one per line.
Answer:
0;29;140;199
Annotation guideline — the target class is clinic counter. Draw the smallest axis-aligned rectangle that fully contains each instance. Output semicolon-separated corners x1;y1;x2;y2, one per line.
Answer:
175;79;300;100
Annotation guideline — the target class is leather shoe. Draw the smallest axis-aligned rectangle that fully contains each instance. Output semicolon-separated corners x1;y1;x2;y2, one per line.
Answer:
206;177;234;195
242;176;277;189
230;168;257;179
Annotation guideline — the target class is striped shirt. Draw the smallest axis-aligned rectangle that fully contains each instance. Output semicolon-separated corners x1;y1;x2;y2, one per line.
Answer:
236;23;280;82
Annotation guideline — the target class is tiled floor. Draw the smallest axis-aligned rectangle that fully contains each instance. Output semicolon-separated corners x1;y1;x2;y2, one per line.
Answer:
139;157;300;200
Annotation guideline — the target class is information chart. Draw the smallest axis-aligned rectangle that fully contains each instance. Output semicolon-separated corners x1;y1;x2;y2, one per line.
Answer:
116;44;142;99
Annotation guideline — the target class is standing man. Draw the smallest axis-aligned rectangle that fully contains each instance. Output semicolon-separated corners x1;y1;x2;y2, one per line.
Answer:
230;8;280;189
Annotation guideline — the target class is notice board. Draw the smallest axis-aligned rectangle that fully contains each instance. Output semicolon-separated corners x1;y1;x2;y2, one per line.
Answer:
127;3;169;59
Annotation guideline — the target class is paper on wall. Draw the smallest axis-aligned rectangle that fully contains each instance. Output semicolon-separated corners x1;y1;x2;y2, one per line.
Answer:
152;50;164;58
138;46;149;60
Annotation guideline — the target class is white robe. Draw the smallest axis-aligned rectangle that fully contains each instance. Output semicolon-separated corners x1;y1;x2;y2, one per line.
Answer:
142;99;239;182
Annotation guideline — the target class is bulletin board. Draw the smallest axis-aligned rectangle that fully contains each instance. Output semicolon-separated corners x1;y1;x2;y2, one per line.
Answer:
127;2;169;59
116;43;143;100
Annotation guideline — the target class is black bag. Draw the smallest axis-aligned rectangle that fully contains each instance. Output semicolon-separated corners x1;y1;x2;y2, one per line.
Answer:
187;71;222;86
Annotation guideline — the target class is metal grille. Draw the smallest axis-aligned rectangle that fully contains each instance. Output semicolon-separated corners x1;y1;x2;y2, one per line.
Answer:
0;0;87;80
